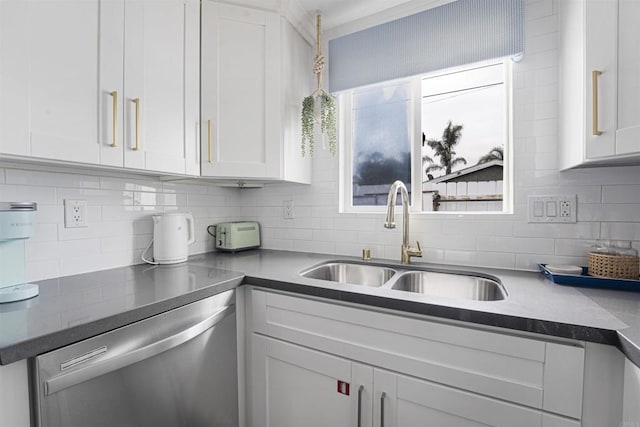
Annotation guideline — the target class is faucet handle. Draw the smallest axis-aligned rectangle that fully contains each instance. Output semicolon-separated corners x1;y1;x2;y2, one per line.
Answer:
416;241;422;252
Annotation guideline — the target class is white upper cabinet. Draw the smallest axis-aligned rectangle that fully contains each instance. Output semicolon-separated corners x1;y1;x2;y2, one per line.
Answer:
123;0;200;175
559;0;640;169
0;0;123;165
0;0;199;175
201;1;312;183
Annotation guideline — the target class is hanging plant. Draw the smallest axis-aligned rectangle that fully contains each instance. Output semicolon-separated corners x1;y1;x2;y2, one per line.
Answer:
301;95;315;156
320;93;337;156
300;14;337;157
301;93;336;156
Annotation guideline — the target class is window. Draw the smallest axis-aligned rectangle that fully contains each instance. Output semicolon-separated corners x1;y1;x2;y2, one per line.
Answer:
340;60;511;214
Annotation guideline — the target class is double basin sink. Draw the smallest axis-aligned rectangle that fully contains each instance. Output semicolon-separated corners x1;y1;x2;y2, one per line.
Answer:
300;261;506;302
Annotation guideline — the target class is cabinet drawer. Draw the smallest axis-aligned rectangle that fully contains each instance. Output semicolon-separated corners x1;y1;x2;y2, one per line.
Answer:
251;289;585;419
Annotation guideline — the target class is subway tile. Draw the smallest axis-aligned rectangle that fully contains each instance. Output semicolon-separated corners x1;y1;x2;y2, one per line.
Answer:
100;176;162;192
25;241;61;262
602;185;640;204
444;250;516;269
601;223;640;241
5;169;100;189
515;253;587;271
514;222;600;239
101;236;136;254
57;223;102;241
26;260;60;282
30;223;58;242
0;184;57;204
578;204;640;222
57;188;133;206
554;239;595;257
476;236;554;254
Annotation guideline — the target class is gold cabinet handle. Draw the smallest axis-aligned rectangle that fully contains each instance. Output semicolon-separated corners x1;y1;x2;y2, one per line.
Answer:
592;70;603;136
110;91;118;147
132;98;140;151
207;119;212;163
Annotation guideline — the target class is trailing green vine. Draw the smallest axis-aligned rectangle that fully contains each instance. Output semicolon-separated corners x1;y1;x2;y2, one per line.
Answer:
320;93;337;156
300;92;337;157
301;96;315;157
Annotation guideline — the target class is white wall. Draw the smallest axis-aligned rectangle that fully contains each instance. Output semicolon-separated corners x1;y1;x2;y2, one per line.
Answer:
1;0;639;280
239;0;640;271
0;166;240;281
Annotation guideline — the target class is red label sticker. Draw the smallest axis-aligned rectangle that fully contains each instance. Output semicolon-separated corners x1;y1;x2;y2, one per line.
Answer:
337;380;350;396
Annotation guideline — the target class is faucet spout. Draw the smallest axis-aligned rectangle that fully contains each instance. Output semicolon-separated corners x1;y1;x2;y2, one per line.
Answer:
384;181;422;264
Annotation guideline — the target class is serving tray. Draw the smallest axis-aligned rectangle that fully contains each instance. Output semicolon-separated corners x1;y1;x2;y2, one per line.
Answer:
539;263;640;292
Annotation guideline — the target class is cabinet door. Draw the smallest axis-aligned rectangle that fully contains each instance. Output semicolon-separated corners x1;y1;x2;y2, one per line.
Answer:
623;358;640;426
584;0;617;160
0;0;123;165
373;369;543;427
250;334;371;427
615;0;640;156
201;2;281;179
123;0;199;175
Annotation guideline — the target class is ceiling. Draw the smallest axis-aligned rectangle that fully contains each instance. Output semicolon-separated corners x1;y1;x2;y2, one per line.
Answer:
297;0;415;30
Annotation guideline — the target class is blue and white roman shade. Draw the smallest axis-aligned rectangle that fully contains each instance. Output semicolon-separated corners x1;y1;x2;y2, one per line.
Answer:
328;0;524;93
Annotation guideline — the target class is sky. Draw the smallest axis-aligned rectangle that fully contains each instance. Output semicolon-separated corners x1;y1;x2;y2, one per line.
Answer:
351;62;506;185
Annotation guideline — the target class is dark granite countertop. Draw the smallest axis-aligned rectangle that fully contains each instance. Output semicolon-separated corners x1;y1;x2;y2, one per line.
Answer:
0;263;244;364
1;249;639;368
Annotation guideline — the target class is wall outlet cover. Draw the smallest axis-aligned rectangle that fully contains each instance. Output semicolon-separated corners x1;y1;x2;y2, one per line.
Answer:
64;199;88;228
283;200;295;219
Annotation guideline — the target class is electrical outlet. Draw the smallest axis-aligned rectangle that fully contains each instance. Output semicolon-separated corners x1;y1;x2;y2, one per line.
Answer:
527;195;577;223
64;199;88;228
283;200;294;219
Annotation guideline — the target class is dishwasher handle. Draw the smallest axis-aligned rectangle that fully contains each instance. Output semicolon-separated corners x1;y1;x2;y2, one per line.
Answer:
44;304;235;396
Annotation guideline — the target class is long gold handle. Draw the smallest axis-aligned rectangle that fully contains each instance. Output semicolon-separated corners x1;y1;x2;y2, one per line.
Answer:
110;91;118;147
207;119;212;163
592;70;603;136
132;98;140;151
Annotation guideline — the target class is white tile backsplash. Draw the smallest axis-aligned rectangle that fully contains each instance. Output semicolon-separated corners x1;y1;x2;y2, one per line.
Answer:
237;0;640;271
1;0;639;280
0;167;241;281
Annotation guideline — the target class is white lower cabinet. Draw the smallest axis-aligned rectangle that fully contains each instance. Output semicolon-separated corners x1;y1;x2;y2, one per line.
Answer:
374;368;544;427
248;289;587;427
623;358;640;425
250;334;579;427
251;334;368;427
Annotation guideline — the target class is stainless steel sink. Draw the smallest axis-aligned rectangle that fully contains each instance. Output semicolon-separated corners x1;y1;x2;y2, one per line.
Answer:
389;271;506;301
300;262;397;287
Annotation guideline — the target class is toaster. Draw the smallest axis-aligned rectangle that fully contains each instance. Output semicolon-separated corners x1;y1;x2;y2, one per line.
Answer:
213;222;260;252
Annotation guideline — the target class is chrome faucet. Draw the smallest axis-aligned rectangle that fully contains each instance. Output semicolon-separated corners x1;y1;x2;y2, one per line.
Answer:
384;180;423;264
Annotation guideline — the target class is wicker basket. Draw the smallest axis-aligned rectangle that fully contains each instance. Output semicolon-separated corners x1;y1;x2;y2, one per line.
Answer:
588;252;639;279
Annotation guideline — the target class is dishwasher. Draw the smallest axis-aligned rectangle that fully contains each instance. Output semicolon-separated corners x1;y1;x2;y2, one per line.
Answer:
31;289;238;427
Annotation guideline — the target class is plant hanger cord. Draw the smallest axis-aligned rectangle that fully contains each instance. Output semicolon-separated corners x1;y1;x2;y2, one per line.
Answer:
301;13;337;157
312;14;325;98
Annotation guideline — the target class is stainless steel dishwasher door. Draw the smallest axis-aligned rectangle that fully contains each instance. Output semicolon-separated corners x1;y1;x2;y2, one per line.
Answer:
32;289;238;427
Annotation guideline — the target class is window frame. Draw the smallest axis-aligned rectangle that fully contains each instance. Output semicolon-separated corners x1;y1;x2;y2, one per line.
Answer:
339;59;513;215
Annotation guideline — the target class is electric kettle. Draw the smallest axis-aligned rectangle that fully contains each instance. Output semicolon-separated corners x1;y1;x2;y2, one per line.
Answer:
142;213;195;265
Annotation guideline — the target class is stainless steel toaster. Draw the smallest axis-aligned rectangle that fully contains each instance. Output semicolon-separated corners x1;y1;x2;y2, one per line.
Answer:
212;222;260;252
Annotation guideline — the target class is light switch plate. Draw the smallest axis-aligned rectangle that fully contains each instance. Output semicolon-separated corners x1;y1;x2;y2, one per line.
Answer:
528;195;577;223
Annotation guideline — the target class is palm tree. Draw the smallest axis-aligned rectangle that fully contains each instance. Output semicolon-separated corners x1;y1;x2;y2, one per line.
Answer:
477;146;504;164
423;121;467;175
